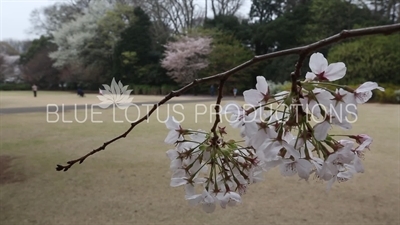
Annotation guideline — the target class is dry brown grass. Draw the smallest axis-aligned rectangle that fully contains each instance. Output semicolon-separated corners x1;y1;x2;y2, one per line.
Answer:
0;100;399;225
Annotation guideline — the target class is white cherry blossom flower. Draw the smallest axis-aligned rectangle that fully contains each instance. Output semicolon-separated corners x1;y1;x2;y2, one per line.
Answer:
352;155;365;173
164;116;184;144
328;102;352;130
248;165;264;183
305;52;346;82
313;120;331;141
220;103;246;128
187;189;218;213
354;82;384;104
221;103;263;138
300;88;334;118
279;158;314;180
243;76;270;106
352;134;373;151
326;164;356;191
327;140;356;165
332;88;358;116
313;103;353;141
257;129;300;162
216;191;241;208
189;129;207;143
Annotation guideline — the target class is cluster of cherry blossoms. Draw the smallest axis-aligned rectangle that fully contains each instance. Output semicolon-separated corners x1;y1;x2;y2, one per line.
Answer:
164;52;384;213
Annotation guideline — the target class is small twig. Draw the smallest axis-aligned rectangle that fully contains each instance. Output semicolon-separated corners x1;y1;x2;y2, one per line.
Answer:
56;23;400;172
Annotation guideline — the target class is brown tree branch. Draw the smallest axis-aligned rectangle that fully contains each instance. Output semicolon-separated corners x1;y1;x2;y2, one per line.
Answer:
56;23;400;172
210;77;227;142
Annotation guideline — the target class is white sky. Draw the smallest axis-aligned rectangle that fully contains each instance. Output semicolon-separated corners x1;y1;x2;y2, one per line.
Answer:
0;0;251;41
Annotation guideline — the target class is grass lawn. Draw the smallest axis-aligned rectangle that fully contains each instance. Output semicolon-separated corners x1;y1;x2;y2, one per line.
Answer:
0;91;210;109
0;97;399;225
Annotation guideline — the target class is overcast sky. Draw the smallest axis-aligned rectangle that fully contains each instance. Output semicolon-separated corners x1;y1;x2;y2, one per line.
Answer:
0;0;251;41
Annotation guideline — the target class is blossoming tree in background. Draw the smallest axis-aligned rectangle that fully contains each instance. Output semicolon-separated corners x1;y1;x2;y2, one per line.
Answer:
161;36;213;85
56;24;400;213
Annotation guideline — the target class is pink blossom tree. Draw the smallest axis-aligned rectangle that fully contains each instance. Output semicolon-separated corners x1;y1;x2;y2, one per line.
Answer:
161;36;212;86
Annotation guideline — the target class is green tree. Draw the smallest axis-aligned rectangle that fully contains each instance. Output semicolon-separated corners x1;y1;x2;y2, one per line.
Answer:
197;29;255;94
203;15;241;35
20;36;60;88
19;36;53;64
80;3;138;87
328;33;400;85
203;14;253;51
113;7;173;85
249;0;284;23
304;0;387;43
248;1;311;83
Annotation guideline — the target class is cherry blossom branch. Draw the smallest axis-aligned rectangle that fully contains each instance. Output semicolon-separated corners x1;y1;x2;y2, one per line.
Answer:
56;23;400;172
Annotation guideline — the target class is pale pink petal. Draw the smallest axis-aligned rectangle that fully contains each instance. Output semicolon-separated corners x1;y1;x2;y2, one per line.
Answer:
324;62;346;81
355;91;373;104
319;162;336;181
282;141;300;160
308;100;323;118
187;194;202;206
170;177;187;187
263;141;282;161
243;89;263;106
337;168;354;182
166;149;178;160
171;168;186;178
185;184;196;198
346;105;358;120
315;89;335;107
263;159;282;171
338;88;358;114
221;102;242;115
355;81;383;93
356;134;373;150
243;120;258;137
169;159;181;171
202;203;216;213
255;76;269;95
229;192;241;202
250;130;269;149
309;53;328;74
353;157;365;173
305;72;316;81
314;121;331;141
165;116;180;130
280;161;297;176
202;190;214;202
296;159;313;180
165;130;180;144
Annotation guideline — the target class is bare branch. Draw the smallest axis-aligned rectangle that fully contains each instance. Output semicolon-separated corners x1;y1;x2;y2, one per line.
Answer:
210;0;244;17
56;23;400;171
210;77;227;142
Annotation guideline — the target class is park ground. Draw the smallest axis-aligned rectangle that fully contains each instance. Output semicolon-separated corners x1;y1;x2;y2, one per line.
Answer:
0;91;399;225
